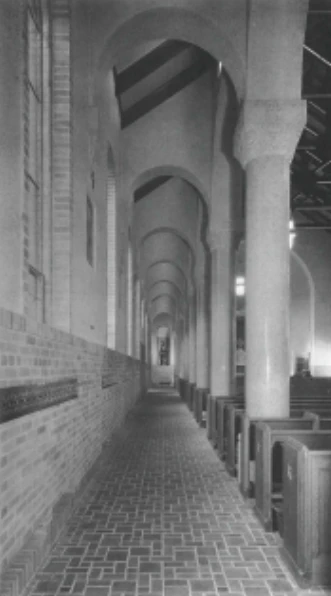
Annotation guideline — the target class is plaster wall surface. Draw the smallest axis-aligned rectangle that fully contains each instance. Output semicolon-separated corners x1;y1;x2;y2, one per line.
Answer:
290;252;313;375
134;178;199;254
71;5;123;345
294;230;331;376
146;262;187;298
0;2;23;313
141;233;192;285
121;70;215;206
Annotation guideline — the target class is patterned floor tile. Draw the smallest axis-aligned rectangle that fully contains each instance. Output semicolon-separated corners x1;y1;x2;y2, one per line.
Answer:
22;390;329;596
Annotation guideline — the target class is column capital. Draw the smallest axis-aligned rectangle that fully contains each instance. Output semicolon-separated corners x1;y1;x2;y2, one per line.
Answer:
234;99;306;168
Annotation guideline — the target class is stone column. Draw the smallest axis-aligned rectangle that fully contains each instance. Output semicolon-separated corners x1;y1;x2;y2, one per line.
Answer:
196;279;209;390
235;99;306;417
209;231;235;396
188;291;197;385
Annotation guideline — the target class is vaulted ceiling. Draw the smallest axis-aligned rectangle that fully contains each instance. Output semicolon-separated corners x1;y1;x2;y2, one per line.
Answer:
114;1;331;328
114;40;215;129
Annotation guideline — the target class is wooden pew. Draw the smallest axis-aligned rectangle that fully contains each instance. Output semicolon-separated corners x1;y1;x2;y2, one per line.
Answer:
281;433;331;587
218;395;331;464
318;417;331;430
237;406;331;498
254;421;329;531
216;396;244;460
194;388;208;427
225;408;318;487
207;395;242;448
207;375;331;462
225;404;244;475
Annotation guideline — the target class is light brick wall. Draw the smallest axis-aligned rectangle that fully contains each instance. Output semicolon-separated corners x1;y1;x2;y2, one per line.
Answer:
50;0;72;332
0;307;145;574
107;146;117;349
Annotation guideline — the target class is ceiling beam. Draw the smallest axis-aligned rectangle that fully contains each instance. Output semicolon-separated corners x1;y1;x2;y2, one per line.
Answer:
309;0;331;12
115;40;191;95
134;176;173;203
296;222;331;229
121;56;213;128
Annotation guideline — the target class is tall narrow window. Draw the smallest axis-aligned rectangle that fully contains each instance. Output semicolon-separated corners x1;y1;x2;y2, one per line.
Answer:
107;146;117;348
127;237;133;356
86;196;94;266
135;279;141;357
26;0;46;321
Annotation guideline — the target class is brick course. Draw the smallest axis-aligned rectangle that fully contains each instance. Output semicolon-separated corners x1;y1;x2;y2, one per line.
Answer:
0;306;146;578
10;389;324;596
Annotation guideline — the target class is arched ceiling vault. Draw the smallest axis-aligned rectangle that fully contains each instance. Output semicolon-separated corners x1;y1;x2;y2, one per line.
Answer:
146;262;187;297
140;233;194;290
96;7;244;102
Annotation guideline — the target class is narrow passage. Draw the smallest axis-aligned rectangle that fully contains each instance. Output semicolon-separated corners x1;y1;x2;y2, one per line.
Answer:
25;391;328;596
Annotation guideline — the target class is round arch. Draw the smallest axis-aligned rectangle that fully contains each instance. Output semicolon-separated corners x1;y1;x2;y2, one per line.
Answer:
132;165;208;206
146;261;188;299
146;262;187;297
140;227;195;271
96;7;244;102
149;279;183;299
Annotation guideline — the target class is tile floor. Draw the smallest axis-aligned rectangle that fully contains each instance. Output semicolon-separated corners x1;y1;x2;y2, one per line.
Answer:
24;390;331;596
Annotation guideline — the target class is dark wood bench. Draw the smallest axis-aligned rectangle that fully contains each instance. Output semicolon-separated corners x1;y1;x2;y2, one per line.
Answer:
281;433;331;587
225;408;318;486
206;395;241;448
217;394;331;461
193;388;208;427
234;406;331;497
254;422;330;531
216;397;244;459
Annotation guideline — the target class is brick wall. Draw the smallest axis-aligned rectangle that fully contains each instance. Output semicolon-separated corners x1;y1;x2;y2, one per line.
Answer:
0;307;146;575
50;0;72;332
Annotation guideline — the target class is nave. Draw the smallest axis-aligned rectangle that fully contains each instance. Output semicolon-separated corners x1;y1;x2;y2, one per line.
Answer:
23;391;330;596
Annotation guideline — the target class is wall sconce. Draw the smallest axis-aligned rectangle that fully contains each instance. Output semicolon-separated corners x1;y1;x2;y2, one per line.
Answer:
236;276;245;296
289;219;296;249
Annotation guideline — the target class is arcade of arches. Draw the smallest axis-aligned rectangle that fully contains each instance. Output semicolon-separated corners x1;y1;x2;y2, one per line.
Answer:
2;1;331;594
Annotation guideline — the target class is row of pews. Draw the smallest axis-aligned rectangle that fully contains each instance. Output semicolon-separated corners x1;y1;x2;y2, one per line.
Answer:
177;376;331;589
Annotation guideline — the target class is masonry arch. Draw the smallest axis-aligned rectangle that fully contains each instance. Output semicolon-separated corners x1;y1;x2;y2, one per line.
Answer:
140;227;195;269
96;7;244;102
146;265;187;300
133;169;208;257
132;165;209;205
146;261;187;297
141;232;194;291
149;280;182;306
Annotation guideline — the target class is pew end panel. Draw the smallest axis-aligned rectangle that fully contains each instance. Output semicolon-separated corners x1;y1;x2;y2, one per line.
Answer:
253;420;320;532
225;406;244;477
239;415;315;500
281;435;331;588
318;418;331;431
207;395;216;443
217;397;244;461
